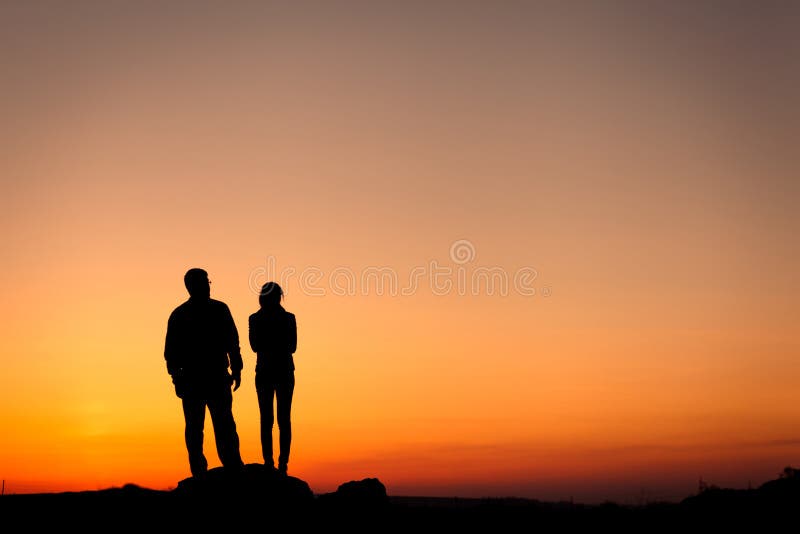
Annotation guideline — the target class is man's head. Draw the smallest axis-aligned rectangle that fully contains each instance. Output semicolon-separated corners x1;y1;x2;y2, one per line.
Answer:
184;268;211;300
259;281;283;308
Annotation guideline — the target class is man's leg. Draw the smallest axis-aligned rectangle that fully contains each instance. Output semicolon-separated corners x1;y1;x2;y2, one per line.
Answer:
208;387;244;470
182;396;208;477
276;372;295;472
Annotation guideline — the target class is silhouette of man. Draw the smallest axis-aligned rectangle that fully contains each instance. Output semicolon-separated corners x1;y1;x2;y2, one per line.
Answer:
164;268;244;477
249;281;297;474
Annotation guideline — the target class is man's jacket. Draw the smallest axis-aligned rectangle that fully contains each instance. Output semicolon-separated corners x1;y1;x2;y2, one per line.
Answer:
165;298;243;393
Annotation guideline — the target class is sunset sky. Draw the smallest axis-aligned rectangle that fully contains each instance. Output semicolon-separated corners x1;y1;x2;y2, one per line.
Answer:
1;1;798;504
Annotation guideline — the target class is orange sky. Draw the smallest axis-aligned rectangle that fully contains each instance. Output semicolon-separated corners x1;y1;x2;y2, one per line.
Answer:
1;2;798;504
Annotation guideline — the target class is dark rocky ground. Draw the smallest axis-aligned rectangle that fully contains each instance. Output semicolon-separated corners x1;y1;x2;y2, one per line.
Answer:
1;464;797;531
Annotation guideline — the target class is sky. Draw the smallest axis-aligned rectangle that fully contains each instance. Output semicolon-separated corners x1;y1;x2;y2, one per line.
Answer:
1;1;798;504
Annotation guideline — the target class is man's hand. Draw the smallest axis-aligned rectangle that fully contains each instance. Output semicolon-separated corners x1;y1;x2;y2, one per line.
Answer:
171;372;186;399
232;371;241;391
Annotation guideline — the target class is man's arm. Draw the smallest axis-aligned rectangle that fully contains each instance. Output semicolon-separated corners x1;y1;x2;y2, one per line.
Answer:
164;310;186;398
164;312;181;376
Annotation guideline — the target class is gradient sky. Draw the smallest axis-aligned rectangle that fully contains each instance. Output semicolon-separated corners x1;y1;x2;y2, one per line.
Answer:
1;1;798;504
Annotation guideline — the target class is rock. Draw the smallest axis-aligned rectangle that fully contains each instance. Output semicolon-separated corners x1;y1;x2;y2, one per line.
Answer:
317;477;389;510
173;463;315;510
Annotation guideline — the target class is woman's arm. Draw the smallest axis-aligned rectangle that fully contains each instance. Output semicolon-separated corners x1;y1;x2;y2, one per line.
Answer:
248;313;260;354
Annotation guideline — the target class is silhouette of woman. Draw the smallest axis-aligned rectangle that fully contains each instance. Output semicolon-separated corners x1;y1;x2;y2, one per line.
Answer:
248;282;297;474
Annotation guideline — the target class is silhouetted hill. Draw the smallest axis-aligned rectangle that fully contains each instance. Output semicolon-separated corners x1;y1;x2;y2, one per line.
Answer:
1;465;797;531
680;466;800;515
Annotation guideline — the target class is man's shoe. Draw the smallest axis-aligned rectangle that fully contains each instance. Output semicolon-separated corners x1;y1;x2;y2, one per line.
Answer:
278;464;288;476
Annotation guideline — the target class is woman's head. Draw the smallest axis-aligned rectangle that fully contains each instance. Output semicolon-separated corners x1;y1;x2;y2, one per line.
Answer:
259;281;283;308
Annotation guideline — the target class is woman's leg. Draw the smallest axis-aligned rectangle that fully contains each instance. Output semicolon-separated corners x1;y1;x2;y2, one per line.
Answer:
256;381;276;467
276;372;295;472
